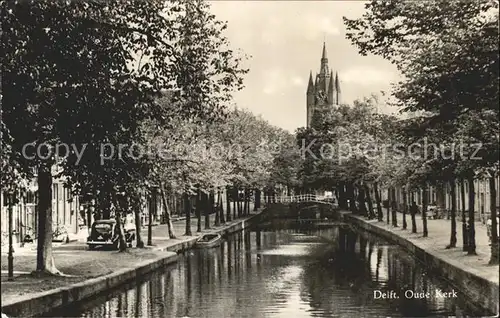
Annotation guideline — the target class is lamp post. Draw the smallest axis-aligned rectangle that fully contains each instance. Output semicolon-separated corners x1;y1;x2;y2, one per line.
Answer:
87;198;95;235
8;191;17;281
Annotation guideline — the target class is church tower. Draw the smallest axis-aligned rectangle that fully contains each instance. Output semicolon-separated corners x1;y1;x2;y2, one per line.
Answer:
306;42;342;127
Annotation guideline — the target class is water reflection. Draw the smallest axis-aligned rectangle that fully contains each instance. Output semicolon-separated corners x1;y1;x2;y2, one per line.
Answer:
50;226;490;318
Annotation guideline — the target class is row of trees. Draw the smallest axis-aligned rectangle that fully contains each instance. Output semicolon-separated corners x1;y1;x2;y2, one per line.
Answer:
1;0;296;275
290;0;498;264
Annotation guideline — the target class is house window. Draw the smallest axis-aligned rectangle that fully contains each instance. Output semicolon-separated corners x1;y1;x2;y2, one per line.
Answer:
26;191;35;204
66;188;72;202
3;192;8;206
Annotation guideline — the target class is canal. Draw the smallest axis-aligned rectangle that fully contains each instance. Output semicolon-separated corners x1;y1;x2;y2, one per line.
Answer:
48;224;490;317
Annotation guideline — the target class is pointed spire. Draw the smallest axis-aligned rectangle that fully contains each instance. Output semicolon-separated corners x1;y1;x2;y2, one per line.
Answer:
307;71;314;93
335;72;341;104
329;71;334;90
320;42;328;75
335;72;341;92
327;70;335;105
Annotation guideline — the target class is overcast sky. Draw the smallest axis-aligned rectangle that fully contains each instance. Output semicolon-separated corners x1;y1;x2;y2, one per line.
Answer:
209;1;401;132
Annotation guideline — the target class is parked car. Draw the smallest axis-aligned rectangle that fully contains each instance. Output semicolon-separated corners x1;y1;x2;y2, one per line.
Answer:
86;219;135;250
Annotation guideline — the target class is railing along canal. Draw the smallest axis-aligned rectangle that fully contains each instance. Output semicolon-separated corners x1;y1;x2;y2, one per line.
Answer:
262;194;335;205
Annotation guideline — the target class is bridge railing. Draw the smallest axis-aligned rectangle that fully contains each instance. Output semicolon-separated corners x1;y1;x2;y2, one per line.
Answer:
262;194;334;205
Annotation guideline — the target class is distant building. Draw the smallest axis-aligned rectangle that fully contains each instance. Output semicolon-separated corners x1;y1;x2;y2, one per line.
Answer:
1;166;81;247
306;42;342;127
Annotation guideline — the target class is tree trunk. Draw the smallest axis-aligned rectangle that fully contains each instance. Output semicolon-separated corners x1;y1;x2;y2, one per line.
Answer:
447;180;457;248
244;188;248;215
86;202;93;233
214;190;220;226
436;185;447;219
255;188;261;210
245;188;250;215
147;190;153;246
346;183;357;214
159;183;176;239
184;193;192;236
386;188;390;225
489;175;498;264
98;186;109;220
226;186;232;222
218;189;225;224
232;186;237;219
357;185;368;218
402;187;408;230
36;164;60;274
374;182;383;221
134;200;145;248
205;190;211;229
248;189;252;214
196;189;202;232
364;184;375;219
391;188;398;227
460;178;467;251
241;190;245;214
115;210;127;252
245;189;249;215
237;188;242;217
171;193;176;216
338;182;348;209
242;188;247;216
422;185;428;237
410;191;417;233
467;176;476;254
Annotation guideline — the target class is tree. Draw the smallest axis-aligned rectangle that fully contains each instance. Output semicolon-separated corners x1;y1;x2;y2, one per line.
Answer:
345;0;498;256
344;0;498;124
488;171;498;264
2;0;248;268
3;0;140;273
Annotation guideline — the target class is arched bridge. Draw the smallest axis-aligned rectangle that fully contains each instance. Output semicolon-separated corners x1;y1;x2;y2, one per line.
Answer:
263;194;337;206
260;194;342;225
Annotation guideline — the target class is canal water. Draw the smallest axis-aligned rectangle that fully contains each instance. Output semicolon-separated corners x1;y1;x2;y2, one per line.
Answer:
49;224;490;317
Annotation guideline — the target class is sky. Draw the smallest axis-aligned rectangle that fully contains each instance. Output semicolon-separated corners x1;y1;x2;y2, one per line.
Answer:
209;1;401;132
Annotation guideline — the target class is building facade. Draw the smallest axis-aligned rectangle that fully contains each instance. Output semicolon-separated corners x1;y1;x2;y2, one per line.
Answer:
306;42;342;127
1;167;81;247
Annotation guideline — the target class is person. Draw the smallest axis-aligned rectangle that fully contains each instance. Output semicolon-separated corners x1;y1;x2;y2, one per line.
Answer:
487;216;499;245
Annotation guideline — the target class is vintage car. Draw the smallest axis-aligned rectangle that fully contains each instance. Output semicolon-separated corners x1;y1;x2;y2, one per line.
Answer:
86;219;135;250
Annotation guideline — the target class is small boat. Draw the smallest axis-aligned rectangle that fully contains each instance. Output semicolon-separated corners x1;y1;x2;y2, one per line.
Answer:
194;233;222;249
